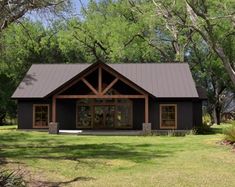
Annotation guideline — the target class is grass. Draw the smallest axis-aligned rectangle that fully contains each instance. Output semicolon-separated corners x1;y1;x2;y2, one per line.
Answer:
0;124;235;187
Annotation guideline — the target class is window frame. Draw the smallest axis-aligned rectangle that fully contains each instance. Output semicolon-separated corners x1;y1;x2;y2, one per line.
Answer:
33;104;50;128
160;104;177;129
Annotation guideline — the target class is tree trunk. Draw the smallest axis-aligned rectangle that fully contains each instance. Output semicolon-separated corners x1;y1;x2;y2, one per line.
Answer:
215;107;221;125
213;45;235;86
209;112;215;124
0;113;6;126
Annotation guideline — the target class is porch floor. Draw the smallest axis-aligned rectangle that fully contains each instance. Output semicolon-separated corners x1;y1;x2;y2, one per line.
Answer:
59;130;142;136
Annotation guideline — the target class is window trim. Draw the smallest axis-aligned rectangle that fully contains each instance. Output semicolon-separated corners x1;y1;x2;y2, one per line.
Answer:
160;104;177;129
33;104;50;128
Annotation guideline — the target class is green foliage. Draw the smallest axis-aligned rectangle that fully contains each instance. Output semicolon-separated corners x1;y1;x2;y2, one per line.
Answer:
58;0;163;63
0;170;25;187
223;123;235;143
203;113;212;125
0;20;66;122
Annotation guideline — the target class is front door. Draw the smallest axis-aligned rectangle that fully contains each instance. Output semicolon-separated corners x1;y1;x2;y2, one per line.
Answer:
93;105;115;129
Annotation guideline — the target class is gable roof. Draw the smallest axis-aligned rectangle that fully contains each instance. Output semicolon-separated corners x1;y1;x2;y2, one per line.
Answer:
12;63;199;99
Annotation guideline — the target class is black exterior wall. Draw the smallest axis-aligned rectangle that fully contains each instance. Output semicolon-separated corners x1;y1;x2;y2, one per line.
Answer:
17;97;202;130
149;98;194;130
17;99;52;129
132;99;144;130
56;100;76;130
193;100;203;127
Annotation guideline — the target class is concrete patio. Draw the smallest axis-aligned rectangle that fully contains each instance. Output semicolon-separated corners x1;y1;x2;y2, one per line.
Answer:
59;130;143;136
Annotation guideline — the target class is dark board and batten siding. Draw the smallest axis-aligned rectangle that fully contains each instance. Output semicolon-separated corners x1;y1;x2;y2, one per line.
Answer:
56;100;76;130
132;99;144;130
18;99;77;130
17;98;201;130
193;101;203;127
17;99;145;130
149;98;194;130
17;99;52;129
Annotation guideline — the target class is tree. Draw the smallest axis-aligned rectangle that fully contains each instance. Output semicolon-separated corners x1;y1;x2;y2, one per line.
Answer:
0;21;66;125
188;34;234;124
186;0;235;85
152;0;194;62
152;0;235;85
58;0;170;64
0;0;70;31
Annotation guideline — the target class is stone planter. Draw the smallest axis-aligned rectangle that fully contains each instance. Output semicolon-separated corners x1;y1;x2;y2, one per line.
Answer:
49;122;59;134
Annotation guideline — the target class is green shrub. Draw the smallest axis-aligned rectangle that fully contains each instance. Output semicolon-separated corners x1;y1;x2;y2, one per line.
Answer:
223;124;235;143
194;122;212;134
0;170;25;187
203;114;212;125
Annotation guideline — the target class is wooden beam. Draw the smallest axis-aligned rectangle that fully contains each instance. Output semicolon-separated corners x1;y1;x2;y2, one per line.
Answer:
101;78;118;95
56;66;98;96
145;95;149;123
56;95;145;99
98;67;102;94
101;65;147;95
52;96;56;122
82;78;98;95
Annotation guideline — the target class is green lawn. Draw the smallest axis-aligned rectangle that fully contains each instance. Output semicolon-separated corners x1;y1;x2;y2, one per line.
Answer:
0;124;235;187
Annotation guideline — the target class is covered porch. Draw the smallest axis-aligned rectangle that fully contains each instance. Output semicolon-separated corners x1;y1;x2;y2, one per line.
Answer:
50;63;150;131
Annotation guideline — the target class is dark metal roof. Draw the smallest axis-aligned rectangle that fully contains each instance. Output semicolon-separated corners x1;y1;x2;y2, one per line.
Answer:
196;86;207;100
12;63;199;98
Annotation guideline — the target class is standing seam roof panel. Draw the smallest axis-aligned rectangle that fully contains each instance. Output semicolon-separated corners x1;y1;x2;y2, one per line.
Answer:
12;63;199;98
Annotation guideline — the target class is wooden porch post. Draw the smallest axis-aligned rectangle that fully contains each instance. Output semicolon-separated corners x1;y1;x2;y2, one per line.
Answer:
145;95;149;123
98;67;102;94
52;96;56;122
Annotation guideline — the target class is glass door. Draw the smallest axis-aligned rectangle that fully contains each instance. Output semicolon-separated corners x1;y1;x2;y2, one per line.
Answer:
93;105;115;129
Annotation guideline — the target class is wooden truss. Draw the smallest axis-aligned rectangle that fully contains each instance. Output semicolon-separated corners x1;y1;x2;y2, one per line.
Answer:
52;63;149;124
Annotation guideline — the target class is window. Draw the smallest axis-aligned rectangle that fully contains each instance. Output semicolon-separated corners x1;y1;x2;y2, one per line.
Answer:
33;104;49;128
77;105;92;128
76;98;133;129
160;104;177;129
116;103;132;128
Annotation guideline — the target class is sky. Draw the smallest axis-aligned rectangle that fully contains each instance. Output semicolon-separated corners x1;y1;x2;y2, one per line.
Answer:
25;0;91;27
73;0;89;12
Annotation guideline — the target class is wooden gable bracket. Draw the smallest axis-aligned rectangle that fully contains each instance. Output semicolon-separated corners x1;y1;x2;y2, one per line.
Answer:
101;64;147;96
82;78;98;95
55;66;99;96
101;78;119;95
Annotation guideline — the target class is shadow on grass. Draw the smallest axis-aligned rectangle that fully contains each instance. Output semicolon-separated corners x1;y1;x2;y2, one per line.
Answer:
196;125;225;135
0;125;17;130
210;127;223;134
0;132;177;164
0;131;195;185
28;176;95;187
0;143;173;163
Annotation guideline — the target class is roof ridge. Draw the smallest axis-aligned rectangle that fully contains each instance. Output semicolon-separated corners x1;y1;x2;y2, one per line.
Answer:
31;62;188;65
